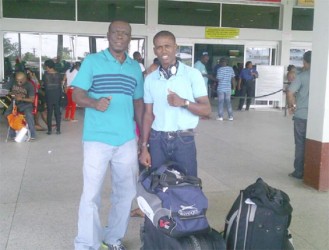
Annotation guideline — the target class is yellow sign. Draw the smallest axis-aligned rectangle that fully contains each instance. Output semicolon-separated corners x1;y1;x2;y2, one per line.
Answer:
297;0;314;6
205;27;240;39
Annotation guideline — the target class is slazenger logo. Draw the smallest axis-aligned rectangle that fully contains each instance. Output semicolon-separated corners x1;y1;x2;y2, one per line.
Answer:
159;219;170;229
178;205;200;217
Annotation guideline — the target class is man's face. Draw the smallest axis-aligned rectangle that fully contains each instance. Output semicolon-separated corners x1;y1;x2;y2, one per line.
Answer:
202;55;209;64
107;21;131;54
153;35;177;69
135;53;143;63
15;74;26;86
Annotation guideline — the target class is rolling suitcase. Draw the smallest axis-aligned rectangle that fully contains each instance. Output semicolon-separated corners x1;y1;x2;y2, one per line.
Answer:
141;217;226;250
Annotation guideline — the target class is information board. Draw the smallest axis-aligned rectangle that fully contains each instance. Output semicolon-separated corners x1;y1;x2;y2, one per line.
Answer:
255;65;284;106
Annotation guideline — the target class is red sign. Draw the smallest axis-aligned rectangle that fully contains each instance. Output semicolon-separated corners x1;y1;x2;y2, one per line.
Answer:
251;0;281;2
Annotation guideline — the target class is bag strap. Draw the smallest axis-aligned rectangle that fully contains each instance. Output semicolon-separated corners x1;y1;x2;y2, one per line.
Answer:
150;162;202;190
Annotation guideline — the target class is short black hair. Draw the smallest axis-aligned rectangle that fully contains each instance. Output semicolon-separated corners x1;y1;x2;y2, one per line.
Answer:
245;61;252;68
133;51;141;59
108;19;131;33
44;59;55;69
303;51;312;64
287;65;296;71
153;30;176;45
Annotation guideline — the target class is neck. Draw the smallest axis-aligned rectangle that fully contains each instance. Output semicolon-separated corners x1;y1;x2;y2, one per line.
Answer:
162;60;177;70
109;48;126;63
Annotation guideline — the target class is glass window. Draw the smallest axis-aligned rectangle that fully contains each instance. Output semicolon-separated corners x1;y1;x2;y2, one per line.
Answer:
222;4;280;29
76;36;91;61
176;45;193;67
41;35;73;74
159;0;220;26
3;33;144;79
20;34;41;74
292;8;314;31
129;38;145;59
194;44;244;70
3;0;75;20
289;49;307;68
3;33;19;79
78;0;145;24
246;48;272;66
95;37;108;53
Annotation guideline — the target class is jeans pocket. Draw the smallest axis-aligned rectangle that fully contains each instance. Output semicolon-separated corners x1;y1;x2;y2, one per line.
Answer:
177;134;194;145
149;130;160;142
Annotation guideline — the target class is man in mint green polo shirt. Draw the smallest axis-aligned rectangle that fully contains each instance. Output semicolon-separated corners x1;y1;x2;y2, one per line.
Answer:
139;31;211;177
72;20;144;250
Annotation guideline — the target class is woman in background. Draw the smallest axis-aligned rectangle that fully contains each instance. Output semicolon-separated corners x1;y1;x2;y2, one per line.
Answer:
287;64;297;83
63;62;81;122
42;59;63;135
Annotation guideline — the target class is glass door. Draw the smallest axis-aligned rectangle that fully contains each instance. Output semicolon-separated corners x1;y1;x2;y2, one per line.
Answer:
245;46;277;107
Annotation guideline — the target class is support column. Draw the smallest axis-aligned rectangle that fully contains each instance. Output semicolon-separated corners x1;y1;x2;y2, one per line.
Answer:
304;0;329;191
145;0;159;67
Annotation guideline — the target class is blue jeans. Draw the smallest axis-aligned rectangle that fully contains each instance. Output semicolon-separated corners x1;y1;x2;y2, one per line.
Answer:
217;91;233;118
74;140;138;250
293;117;307;175
148;129;197;177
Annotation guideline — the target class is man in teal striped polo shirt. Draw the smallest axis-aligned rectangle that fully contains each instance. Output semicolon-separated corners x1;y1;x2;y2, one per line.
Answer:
72;20;144;250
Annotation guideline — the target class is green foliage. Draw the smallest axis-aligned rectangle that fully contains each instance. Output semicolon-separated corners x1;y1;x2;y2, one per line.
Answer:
3;37;19;58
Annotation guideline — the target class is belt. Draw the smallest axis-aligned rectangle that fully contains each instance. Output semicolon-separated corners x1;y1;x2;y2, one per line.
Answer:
157;129;195;139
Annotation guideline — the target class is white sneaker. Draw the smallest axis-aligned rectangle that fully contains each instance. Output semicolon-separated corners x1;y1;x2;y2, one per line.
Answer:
216;117;223;121
229;117;234;121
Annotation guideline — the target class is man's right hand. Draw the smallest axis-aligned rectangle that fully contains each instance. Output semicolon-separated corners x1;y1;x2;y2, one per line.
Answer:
95;97;111;111
139;148;152;168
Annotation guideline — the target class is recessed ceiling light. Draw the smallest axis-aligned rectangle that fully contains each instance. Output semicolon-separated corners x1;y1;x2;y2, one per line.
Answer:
196;8;212;12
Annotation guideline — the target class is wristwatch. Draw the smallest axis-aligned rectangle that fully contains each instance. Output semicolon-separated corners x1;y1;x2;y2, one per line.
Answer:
183;99;190;108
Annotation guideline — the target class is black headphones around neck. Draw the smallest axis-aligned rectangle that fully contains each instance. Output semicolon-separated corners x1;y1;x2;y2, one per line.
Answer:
159;61;179;80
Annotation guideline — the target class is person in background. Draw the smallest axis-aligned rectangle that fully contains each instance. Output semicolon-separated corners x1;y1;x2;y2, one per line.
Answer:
287;64;297;83
139;30;211;177
237;61;258;111
213;59;221;77
215;57;235;121
42;59;63;135
72;20;144;250
63;62;81;122
5;72;36;140
26;68;46;131
146;57;160;76
194;51;217;96
286;51;312;180
133;51;146;76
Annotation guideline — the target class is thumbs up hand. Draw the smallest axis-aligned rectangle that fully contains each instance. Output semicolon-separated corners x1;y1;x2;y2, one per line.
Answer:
167;88;184;107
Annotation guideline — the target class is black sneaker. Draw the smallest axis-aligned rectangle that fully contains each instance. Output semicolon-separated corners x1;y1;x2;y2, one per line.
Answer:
102;242;126;250
288;172;303;179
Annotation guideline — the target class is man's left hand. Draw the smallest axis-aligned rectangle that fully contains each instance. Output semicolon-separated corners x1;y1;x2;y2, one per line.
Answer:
15;95;23;101
167;89;184;107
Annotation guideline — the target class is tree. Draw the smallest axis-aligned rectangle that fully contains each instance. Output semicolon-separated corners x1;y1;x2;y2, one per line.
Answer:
62;47;72;60
23;52;38;62
3;37;19;58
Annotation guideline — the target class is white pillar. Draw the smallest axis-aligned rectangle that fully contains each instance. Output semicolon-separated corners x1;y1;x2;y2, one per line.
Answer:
307;0;329;143
280;0;294;68
304;0;329;191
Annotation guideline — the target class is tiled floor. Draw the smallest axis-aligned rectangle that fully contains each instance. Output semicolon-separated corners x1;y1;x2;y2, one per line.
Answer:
1;104;328;250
